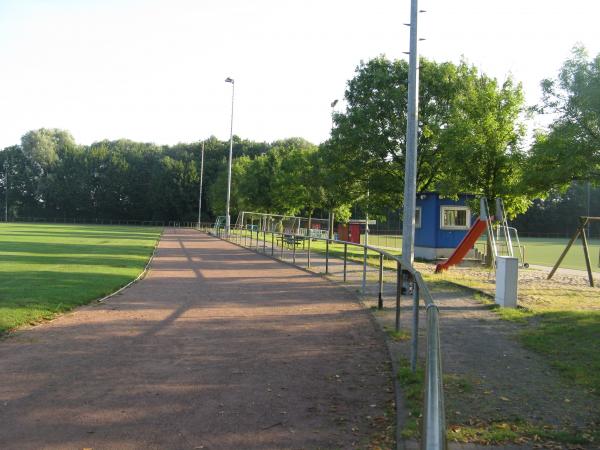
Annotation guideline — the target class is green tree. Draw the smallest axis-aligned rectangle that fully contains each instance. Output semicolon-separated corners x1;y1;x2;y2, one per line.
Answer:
527;46;600;189
437;67;528;217
330;56;463;209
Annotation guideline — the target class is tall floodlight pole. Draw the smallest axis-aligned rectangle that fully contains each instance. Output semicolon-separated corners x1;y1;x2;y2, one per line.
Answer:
198;140;205;226
225;77;235;236
330;99;338;130
4;160;8;222
401;0;420;265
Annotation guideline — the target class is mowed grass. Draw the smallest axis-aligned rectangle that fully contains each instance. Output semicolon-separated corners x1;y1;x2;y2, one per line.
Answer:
0;223;162;334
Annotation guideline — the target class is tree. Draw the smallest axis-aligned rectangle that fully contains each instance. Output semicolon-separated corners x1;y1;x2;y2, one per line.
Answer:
527;46;600;189
329;56;463;210
437;66;528;217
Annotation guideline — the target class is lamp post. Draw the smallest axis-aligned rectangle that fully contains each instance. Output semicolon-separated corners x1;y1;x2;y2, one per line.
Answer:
401;0;420;265
198;140;205;226
225;77;235;236
330;99;338;130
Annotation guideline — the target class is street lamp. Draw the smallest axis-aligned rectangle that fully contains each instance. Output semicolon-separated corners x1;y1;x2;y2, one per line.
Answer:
225;77;235;236
330;99;338;130
198;140;205;226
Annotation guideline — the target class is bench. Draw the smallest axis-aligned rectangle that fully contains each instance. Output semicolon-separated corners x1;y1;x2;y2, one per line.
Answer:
277;234;305;249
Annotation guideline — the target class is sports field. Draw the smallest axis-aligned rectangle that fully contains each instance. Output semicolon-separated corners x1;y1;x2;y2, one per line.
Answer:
0;223;162;334
362;234;600;272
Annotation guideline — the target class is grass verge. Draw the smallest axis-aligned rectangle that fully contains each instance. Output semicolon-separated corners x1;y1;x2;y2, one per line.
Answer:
0;223;162;334
396;358;598;446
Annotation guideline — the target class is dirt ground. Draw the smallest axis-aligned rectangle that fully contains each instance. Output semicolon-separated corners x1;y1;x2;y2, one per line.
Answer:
276;242;599;449
0;229;394;450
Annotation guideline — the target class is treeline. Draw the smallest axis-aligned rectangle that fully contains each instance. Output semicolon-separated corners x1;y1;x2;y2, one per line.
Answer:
0;130;272;222
1;47;598;232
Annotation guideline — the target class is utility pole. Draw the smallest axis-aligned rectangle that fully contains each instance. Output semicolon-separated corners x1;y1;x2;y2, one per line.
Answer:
225;77;235;236
4;159;7;222
401;0;420;265
198;141;205;226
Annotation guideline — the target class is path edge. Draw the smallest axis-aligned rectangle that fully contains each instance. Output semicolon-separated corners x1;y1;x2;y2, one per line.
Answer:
96;228;165;304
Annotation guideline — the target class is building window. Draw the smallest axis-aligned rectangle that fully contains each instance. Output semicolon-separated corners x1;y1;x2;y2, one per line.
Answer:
440;206;471;230
415;207;422;229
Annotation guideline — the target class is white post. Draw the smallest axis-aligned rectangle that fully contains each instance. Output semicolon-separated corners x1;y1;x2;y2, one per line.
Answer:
225;77;235;236
401;0;420;265
198;141;205;226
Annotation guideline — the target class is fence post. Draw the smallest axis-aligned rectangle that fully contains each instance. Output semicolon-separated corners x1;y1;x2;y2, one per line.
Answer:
395;262;402;332
411;280;419;372
362;246;367;294
325;238;330;274
263;229;266;253
378;253;384;309
280;233;284;260
307;235;312;268
343;243;347;282
292;234;297;264
256;228;260;251
271;232;275;256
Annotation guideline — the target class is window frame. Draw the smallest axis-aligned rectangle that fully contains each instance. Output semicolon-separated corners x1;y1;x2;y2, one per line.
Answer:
439;205;471;230
415;206;422;229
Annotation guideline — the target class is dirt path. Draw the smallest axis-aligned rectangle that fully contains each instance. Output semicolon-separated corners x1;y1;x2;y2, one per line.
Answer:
0;229;393;450
257;237;599;448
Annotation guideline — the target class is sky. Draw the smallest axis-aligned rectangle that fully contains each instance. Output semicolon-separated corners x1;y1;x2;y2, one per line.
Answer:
0;0;598;149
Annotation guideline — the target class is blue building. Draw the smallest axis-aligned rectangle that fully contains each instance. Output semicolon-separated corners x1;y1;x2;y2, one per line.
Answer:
414;193;476;260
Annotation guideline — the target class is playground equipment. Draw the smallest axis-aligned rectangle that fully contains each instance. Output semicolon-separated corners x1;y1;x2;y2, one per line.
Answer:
548;216;600;287
435;197;527;273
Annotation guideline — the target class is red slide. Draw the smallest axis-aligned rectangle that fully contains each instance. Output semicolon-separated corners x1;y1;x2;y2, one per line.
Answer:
435;218;488;273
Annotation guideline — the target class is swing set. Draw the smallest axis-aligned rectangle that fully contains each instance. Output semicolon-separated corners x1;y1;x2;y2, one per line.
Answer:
548;216;600;287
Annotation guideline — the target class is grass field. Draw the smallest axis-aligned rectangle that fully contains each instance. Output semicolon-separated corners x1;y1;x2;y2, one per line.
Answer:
362;233;600;272
515;236;600;272
0;223;162;334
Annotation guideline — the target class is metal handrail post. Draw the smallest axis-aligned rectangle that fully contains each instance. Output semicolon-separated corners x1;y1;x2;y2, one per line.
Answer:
362;246;368;294
378;253;384;309
292;234;297;264
263;229;266;253
307;234;312;268
325;238;330;274
271;232;274;256
280;233;284;260
396;261;402;332
423;304;447;450
411;281;419;372
343;243;347;282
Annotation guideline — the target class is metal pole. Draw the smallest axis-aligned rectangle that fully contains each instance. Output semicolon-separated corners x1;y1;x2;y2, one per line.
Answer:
378;253;384;309
325;238;330;274
263;229;266;253
4;160;8;222
292;234;297;264
343;243;347;282
307;234;312;268
362;246;367;293
423;304;447;450
395;262;402;332
224;77;235;236
198;141;204;226
580;219;594;287
411;281;419;372
271;231;275;256
401;0;420;266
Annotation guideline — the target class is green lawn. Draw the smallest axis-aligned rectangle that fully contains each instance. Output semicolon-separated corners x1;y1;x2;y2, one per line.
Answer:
516;237;600;272
363;234;600;273
0;223;162;334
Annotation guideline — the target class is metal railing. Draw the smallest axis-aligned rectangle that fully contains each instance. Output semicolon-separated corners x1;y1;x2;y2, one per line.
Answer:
213;226;447;450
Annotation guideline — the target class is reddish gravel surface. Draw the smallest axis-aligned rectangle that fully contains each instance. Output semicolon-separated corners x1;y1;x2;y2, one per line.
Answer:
0;229;393;450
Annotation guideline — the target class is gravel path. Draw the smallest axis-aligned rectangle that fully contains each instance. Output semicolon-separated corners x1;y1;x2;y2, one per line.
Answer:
0;229;393;450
